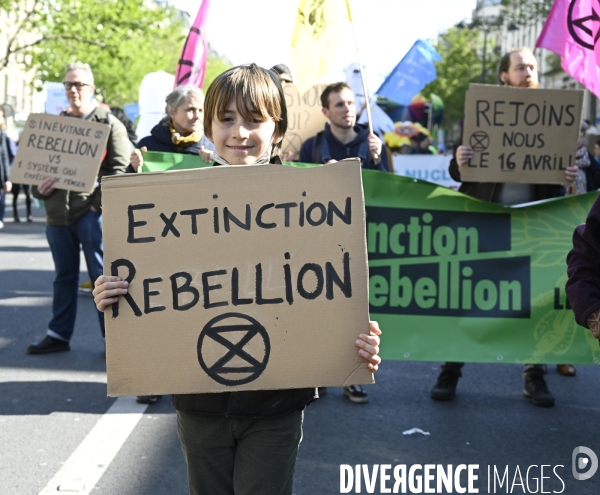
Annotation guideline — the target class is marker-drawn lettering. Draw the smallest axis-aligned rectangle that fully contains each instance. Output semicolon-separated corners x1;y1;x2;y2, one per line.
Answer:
127;204;156;244
110;258;142;318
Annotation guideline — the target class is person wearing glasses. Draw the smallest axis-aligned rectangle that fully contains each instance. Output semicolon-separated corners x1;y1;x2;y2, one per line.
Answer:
27;63;130;354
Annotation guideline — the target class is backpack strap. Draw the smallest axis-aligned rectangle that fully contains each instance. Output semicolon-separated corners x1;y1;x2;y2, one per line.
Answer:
311;132;324;164
321;135;332;163
357;140;368;166
93;106;112;125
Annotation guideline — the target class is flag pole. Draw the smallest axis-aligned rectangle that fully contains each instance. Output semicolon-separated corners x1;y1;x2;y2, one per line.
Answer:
345;0;378;161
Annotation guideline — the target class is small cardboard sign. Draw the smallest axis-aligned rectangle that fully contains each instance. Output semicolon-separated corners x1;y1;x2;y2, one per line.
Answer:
9;113;110;192
101;160;373;396
461;84;583;184
281;83;328;157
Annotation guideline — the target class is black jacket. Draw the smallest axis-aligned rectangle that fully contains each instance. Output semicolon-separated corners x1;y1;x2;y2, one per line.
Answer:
586;154;600;192
567;194;600;327
126;119;215;174
448;138;563;203
138;119;213;155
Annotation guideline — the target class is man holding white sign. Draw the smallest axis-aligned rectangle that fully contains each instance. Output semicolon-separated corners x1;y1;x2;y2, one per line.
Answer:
27;63;129;354
431;48;579;408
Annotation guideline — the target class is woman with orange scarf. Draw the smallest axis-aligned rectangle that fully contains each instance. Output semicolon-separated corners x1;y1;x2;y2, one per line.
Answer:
129;85;214;173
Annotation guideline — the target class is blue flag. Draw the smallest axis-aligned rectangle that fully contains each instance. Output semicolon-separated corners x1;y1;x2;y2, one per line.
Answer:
376;40;442;105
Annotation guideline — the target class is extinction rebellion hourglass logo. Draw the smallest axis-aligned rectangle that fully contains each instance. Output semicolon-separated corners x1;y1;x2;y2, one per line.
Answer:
197;313;271;386
567;0;600;51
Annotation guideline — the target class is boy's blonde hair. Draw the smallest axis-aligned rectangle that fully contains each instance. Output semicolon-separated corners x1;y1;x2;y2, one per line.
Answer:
204;63;287;157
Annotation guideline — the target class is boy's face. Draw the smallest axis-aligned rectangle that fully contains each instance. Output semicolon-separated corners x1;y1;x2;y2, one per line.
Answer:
209;100;282;165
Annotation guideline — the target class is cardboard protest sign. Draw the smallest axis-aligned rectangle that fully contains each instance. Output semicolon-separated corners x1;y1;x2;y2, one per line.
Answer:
461;84;583;184
9;113;110;193
282;83;328;156
101;160;373;396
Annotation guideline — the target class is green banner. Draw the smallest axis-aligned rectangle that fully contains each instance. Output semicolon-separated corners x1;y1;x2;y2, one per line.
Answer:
141;151;600;365
140;151;211;172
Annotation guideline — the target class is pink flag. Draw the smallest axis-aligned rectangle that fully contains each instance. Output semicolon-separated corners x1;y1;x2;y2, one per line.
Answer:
536;0;600;97
174;0;211;89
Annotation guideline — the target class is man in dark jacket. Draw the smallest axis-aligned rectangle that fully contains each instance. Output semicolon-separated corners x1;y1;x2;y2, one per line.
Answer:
27;63;129;354
299;82;389;172
430;48;580;407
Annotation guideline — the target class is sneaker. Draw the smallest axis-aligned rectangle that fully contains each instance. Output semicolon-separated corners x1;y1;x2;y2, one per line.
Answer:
0;220;4;229
431;370;460;401
344;385;368;404
136;395;161;404
523;375;555;407
78;279;93;295
27;335;70;354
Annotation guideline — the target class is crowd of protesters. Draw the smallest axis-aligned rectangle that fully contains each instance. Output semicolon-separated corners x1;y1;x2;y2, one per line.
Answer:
3;48;600;495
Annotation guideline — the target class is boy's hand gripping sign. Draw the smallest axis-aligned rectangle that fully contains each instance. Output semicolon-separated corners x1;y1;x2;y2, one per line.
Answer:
101;160;373;396
9;113;110;193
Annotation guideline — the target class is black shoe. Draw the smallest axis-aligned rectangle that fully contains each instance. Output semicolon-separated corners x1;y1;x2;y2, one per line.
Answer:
27;215;33;222
13;216;20;223
344;385;368;404
523;375;555;407
27;335;70;354
136;395;161;404
317;387;327;396
431;370;460;401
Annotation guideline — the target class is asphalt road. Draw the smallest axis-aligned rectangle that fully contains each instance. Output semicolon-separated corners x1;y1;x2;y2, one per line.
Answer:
1;199;599;495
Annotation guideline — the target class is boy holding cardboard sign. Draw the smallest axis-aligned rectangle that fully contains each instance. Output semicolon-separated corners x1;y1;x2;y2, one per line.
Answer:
94;64;381;495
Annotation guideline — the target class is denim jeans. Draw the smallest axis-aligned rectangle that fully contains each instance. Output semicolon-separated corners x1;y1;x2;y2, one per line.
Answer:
46;209;104;342
177;410;303;495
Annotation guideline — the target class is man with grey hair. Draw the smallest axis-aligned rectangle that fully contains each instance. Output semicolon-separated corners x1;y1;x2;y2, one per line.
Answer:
27;63;130;354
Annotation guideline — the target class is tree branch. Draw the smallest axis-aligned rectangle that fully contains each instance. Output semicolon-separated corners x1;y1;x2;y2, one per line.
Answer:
9;34;109;58
5;0;43;60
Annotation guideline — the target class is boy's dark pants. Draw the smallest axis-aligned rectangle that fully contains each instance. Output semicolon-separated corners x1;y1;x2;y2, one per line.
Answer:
177;409;303;495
